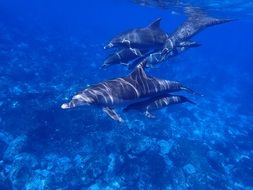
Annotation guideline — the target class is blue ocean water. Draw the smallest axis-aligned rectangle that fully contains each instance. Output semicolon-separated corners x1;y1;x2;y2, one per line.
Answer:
0;0;253;189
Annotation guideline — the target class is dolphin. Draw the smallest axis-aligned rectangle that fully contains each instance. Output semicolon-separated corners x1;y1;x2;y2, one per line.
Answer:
61;63;200;122
101;48;145;69
102;39;200;70
123;94;196;118
162;7;233;55
104;18;169;50
128;40;201;69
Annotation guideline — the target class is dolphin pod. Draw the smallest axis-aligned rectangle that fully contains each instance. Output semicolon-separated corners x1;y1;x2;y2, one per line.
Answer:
61;7;232;122
103;7;232;69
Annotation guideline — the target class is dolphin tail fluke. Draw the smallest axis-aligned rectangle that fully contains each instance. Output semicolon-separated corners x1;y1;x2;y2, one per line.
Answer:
181;86;204;97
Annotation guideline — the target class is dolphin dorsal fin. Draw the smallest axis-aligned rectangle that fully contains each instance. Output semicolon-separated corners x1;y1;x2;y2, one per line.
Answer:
129;63;147;81
148;18;162;30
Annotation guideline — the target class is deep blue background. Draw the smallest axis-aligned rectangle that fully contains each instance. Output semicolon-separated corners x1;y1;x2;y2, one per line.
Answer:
0;0;253;189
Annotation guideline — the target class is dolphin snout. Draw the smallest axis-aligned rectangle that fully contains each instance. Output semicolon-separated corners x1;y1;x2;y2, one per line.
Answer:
104;42;114;49
100;63;109;69
61;103;70;109
101;56;115;69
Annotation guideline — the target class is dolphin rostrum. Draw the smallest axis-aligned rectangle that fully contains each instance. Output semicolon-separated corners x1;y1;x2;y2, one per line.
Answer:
61;63;200;122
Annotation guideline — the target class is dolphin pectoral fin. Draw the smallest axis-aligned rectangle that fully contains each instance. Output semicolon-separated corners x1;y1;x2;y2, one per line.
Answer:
144;111;156;119
181;86;204;96
103;107;124;123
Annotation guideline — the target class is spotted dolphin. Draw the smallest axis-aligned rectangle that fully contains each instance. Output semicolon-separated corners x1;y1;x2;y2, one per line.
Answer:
123;94;196;118
61;63;200;122
162;7;233;55
104;18;169;50
101;48;145;69
128;40;201;70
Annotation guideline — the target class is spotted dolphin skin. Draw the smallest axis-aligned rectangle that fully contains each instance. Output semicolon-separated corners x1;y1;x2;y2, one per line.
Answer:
102;41;200;70
128;41;201;70
162;7;233;55
104;18;169;50
130;8;232;68
61;64;199;122
123;94;196;118
103;7;232;69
